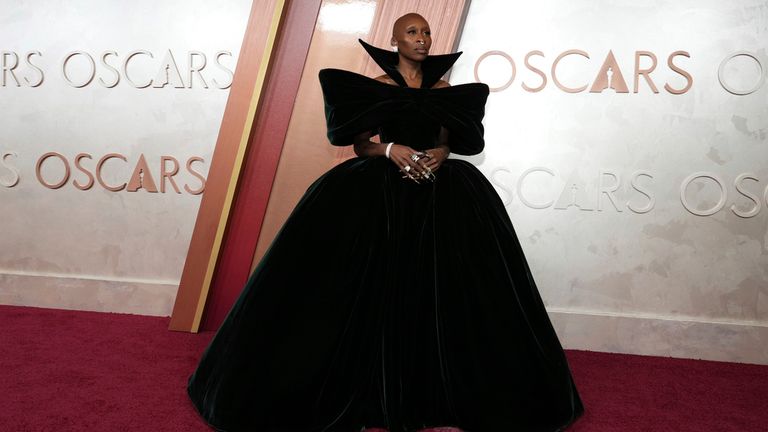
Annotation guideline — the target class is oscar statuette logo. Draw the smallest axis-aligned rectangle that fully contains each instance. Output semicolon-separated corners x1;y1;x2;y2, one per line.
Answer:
32;152;206;195
489;166;768;218
473;48;767;96
1;49;234;89
474;49;693;94
490;167;655;214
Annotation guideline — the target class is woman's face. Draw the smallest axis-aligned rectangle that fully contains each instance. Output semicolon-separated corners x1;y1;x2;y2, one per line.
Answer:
391;14;432;62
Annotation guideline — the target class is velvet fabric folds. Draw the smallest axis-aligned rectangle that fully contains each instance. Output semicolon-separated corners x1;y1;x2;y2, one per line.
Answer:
187;41;584;432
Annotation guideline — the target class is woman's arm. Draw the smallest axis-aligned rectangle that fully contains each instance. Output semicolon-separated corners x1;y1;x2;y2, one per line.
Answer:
353;131;432;181
422;127;450;172
353;131;385;157
420;79;451;171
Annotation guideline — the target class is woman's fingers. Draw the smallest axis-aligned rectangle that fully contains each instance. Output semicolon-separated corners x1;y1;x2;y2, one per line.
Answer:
388;144;445;182
395;156;421;183
410;152;436;178
401;166;420;183
422;156;443;172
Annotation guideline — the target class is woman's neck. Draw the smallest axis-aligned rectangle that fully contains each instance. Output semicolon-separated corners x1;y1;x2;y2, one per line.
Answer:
396;56;423;82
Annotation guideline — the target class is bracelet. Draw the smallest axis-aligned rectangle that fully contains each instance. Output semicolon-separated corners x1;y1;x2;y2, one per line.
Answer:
385;142;394;159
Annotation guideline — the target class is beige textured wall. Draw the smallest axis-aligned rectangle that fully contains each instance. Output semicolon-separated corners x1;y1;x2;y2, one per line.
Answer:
0;0;252;316
451;0;768;364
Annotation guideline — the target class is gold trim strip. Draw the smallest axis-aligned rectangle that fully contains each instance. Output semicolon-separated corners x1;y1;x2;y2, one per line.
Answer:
190;0;287;331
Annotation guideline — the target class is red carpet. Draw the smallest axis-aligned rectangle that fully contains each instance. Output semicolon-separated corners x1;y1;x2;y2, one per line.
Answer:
1;305;766;431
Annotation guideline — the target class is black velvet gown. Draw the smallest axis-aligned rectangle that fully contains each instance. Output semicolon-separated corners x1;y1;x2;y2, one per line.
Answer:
187;41;584;432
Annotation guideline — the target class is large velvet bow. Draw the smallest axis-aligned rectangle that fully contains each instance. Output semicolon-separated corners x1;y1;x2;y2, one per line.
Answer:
318;69;490;156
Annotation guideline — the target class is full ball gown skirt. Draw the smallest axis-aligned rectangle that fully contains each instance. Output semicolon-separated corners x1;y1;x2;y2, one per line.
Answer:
187;158;583;432
187;42;583;432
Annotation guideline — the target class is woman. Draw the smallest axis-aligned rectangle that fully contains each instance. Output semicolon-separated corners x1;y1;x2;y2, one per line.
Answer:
188;13;584;432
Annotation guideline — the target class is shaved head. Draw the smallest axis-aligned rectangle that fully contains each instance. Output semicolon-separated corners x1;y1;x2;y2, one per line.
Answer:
392;13;428;37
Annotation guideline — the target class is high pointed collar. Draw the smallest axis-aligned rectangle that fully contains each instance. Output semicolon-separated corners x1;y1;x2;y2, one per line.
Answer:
359;39;462;89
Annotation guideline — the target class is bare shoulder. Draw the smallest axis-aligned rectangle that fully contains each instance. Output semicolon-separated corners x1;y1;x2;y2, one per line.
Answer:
374;74;398;86
433;79;451;89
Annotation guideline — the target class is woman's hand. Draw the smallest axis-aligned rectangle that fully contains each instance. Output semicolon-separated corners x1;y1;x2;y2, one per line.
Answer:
422;145;450;172
388;144;433;183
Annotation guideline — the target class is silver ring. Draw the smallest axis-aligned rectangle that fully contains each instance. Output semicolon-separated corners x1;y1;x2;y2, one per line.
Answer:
404;165;411;172
410;154;420;162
